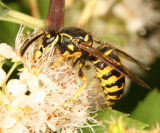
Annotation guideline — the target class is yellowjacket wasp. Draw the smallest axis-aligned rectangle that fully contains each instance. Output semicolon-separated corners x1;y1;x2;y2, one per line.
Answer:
20;27;150;106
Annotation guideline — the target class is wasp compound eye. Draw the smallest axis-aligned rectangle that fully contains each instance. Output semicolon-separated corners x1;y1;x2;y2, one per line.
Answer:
42;31;59;48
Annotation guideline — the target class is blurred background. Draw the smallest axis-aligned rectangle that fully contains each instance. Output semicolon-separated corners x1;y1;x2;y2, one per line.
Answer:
0;0;160;128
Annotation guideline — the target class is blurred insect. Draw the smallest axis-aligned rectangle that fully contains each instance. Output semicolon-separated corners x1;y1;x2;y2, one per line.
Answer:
20;27;150;106
138;25;159;38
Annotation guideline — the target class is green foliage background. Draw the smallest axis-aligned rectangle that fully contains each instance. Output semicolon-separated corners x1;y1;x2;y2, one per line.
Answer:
0;0;160;132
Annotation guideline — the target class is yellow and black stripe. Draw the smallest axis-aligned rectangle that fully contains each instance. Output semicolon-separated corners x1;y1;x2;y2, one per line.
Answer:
90;46;125;106
20;27;150;106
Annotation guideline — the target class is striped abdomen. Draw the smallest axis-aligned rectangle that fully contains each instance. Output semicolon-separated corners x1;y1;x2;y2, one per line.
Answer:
90;47;125;106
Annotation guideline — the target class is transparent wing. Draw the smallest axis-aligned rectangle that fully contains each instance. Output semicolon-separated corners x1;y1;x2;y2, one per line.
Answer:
93;39;151;70
78;42;150;89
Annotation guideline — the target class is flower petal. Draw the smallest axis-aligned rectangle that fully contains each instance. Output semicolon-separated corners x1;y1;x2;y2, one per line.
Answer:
7;79;27;96
0;69;6;85
0;43;16;58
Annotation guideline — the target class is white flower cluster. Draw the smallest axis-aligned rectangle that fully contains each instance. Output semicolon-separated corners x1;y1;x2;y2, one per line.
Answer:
113;0;160;71
113;0;160;33
0;27;98;133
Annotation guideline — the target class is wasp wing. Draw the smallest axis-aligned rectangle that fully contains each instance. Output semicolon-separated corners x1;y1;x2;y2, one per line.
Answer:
113;48;150;70
93;39;150;70
78;42;150;89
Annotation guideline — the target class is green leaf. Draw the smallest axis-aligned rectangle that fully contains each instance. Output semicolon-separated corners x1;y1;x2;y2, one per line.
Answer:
38;0;50;19
96;108;148;129
0;1;44;29
0;1;9;16
82;108;148;133
131;89;160;127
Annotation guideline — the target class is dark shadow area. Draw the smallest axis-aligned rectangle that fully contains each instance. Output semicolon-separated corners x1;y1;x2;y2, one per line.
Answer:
3;59;23;80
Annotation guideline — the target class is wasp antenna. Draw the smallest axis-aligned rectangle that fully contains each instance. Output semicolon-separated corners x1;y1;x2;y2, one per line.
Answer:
20;33;44;56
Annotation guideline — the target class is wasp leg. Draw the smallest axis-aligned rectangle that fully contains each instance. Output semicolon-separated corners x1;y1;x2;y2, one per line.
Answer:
72;54;86;67
65;60;87;105
65;70;88;105
52;56;65;69
52;51;82;69
72;57;81;67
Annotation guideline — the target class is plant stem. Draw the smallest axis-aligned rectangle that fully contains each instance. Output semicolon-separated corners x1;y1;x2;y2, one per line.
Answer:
6;62;19;82
28;0;40;18
46;0;65;30
0;9;44;29
2;62;20;93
